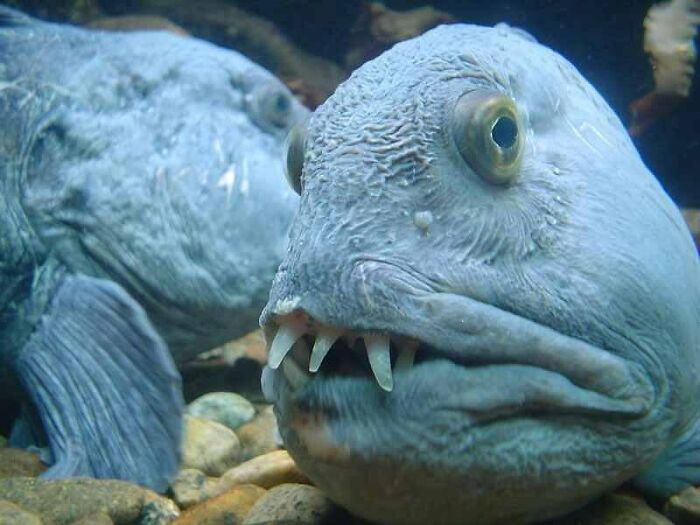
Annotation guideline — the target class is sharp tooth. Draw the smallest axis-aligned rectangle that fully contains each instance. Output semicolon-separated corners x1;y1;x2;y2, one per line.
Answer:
268;322;306;370
282;355;310;390
365;334;393;392
309;328;340;373
395;341;418;371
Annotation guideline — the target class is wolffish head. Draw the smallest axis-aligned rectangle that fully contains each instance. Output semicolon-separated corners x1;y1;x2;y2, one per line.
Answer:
261;24;700;525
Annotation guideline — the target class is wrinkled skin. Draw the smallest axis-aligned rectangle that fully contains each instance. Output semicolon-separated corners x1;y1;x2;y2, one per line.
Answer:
0;13;307;362
261;24;700;525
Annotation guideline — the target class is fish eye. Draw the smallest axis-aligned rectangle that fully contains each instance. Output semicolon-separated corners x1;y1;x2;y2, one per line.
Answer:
284;118;308;195
451;91;523;185
253;82;293;130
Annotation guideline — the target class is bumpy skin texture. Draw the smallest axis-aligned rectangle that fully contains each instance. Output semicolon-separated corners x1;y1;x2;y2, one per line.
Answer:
0;13;306;361
261;24;700;525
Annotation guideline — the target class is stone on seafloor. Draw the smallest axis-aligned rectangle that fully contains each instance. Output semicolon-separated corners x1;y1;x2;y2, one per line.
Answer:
172;484;266;525
664;486;700;524
236;406;282;461
187;392;256;432
557;493;672;524
223;330;268;365
218;451;310;493
0;449;46;479
242;484;345;525
682;209;700;247
169;469;220;509
0;500;43;525
140;495;180;525
67;513;113;525
0;477;174;525
182;416;241;477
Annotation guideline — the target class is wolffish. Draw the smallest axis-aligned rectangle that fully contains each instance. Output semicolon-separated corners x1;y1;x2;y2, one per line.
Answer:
260;23;700;525
0;6;306;491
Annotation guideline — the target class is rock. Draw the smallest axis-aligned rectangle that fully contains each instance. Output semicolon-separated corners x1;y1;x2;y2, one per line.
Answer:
87;15;189;36
0;500;43;525
140;494;180;525
219;451;309;493
187;392;256;432
0;477;173;525
664;486;700;524
236;405;281;461
173;484;266;525
68;513;113;525
169;469;220;509
182;415;241;477
243;484;344;525
0;449;46;479
557;493;671;524
682;209;700;248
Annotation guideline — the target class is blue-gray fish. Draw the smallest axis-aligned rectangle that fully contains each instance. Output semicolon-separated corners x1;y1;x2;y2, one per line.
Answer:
260;23;700;524
0;6;306;491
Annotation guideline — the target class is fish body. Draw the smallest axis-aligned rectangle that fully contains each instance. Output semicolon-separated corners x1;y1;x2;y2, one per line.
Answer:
0;6;306;491
261;23;700;524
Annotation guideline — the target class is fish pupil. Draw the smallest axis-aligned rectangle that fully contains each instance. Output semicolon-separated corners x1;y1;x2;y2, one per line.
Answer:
491;116;517;149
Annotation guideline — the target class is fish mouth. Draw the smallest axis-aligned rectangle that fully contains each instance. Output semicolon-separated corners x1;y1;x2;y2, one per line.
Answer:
261;290;655;426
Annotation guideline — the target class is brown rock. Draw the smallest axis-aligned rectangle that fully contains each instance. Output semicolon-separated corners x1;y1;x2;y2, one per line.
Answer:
223;330;268;365
664;486;700;524
182;415;241;476
243;484;343;525
557;493;671;524
236;406;281;461
0;500;43;525
682;209;700;248
68;513;113;525
218;451;309;493
0;449;46;479
87;15;189;36
173;484;265;525
170;469;220;509
0;477;171;525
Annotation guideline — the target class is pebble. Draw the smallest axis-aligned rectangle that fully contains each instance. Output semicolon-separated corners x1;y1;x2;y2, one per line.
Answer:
557;493;672;524
664;486;700;524
173;484;266;525
187;392;256;432
0;477;174;525
0;500;42;525
243;484;343;525
0;449;46;479
182;415;241;476
169;469;220;509
218;450;309;493
236;405;282;461
68;513;113;525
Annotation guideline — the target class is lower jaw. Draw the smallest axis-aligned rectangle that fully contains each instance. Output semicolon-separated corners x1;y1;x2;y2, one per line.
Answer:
267;361;656;525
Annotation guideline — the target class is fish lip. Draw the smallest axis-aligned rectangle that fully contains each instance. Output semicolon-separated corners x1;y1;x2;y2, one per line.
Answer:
261;289;655;417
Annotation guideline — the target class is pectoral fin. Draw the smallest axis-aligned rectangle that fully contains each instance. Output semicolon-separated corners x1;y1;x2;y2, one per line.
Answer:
13;274;183;492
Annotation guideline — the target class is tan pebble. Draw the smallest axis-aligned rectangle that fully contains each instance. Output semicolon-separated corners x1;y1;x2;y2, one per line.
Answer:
0;500;42;525
223;330;268;364
170;469;220;509
243;483;343;525
558;493;672;524
218;450;309;494
173;484;266;525
0;477;167;525
141;493;180;525
183;415;241;476
664;486;700;524
236;406;281;461
68;512;113;525
0;449;47;479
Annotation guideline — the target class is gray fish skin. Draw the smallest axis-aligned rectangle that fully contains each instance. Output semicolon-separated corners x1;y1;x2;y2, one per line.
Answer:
260;24;700;525
0;6;306;491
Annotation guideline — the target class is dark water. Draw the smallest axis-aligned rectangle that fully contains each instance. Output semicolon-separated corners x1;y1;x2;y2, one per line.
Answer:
9;0;700;206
